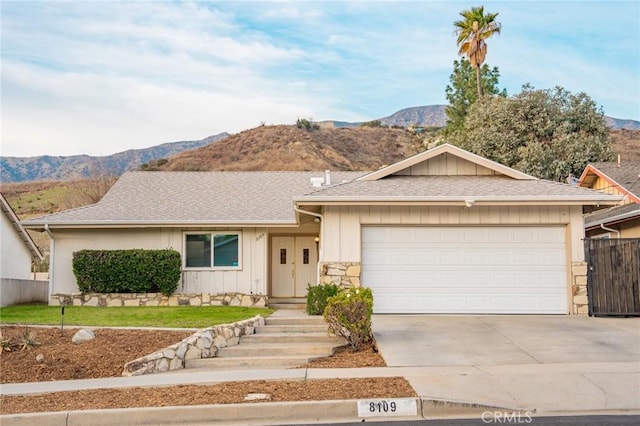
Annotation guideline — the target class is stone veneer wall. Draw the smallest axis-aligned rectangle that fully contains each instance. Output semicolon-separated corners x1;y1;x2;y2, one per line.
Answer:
122;315;265;376
571;261;589;315
49;292;267;308
319;262;361;288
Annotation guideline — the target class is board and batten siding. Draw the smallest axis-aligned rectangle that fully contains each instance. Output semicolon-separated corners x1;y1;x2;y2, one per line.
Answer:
49;227;268;296
394;152;499;176
322;205;584;263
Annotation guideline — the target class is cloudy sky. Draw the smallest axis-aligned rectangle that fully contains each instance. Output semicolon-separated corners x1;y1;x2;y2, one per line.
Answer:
2;1;639;157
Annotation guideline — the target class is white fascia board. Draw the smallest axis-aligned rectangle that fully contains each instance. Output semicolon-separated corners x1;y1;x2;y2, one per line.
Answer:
22;220;298;230
295;195;623;205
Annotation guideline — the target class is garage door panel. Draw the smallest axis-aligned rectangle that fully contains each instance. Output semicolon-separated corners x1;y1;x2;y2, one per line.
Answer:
362;226;568;314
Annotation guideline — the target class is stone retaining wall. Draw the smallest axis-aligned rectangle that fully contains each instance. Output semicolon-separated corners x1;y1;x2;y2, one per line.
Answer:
319;262;361;288
49;292;268;308
122;315;265;376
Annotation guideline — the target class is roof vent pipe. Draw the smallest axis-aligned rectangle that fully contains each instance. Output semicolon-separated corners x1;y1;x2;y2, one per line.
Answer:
617;154;621;167
324;170;331;186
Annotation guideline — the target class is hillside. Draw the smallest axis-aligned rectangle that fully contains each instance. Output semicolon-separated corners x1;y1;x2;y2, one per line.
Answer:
0;133;228;183
158;125;423;172
3;104;637;183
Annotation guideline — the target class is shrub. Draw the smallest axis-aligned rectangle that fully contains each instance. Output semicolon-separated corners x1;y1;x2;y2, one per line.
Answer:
72;249;181;296
296;117;320;131
323;287;373;351
306;283;340;315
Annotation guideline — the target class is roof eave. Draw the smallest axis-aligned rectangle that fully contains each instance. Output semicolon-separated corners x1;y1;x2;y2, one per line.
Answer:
22;220;299;230
585;210;640;230
296;195;622;206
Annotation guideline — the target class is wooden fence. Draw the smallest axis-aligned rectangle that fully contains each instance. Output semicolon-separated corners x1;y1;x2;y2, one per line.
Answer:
585;238;640;316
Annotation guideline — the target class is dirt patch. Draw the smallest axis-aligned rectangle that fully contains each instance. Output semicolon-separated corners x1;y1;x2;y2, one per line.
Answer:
1;378;415;415
0;326;411;415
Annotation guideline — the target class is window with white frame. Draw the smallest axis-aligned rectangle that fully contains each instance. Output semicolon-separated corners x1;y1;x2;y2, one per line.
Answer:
184;232;241;269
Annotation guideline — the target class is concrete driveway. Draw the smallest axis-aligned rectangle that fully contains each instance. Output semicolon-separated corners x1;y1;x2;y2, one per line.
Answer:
372;315;640;414
372;315;640;366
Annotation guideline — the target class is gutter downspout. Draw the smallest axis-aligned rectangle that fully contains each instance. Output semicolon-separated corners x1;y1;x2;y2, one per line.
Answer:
44;224;54;304
600;223;621;238
294;205;324;284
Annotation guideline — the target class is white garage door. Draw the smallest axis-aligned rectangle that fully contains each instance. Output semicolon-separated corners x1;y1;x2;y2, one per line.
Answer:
362;226;568;314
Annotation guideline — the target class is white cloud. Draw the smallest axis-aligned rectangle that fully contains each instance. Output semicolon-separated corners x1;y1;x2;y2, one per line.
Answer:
1;0;638;157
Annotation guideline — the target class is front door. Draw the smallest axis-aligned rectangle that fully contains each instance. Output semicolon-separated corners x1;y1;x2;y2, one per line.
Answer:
271;236;318;298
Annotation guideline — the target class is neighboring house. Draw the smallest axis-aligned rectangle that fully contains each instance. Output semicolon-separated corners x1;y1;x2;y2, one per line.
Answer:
23;144;621;315
1;193;43;279
578;161;640;238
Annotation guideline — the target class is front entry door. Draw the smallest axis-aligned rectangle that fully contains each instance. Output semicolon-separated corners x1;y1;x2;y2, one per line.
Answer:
271;236;318;298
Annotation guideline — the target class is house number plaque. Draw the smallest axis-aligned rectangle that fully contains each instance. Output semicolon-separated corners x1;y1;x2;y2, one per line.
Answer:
357;398;417;417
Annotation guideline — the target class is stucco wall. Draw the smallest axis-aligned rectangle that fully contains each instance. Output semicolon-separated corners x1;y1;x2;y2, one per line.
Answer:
49;227;269;297
1;212;34;280
0;278;48;307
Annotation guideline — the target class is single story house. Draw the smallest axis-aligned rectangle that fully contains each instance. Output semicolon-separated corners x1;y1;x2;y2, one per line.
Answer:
23;144;622;314
1;192;43;280
578;160;640;238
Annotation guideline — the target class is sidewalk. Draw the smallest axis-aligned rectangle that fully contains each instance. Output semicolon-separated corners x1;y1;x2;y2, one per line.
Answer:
2;362;639;425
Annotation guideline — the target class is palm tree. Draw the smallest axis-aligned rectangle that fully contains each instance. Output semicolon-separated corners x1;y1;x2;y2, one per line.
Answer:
454;6;501;97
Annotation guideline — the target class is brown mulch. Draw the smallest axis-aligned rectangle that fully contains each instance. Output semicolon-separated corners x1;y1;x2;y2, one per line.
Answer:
0;326;412;415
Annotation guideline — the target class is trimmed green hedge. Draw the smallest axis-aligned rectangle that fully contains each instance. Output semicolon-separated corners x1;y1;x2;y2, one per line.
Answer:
72;249;181;296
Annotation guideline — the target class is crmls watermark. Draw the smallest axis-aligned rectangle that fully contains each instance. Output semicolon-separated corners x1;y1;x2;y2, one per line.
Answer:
481;411;534;424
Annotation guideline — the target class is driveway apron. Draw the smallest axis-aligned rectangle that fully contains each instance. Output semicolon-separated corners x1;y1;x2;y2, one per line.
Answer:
372;315;640;413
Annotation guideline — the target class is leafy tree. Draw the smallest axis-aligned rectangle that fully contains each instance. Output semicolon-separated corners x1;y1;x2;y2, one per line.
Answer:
454;6;502;97
450;85;614;182
444;58;506;135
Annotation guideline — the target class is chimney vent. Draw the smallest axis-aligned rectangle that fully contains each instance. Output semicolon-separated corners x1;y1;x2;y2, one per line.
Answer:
324;170;331;186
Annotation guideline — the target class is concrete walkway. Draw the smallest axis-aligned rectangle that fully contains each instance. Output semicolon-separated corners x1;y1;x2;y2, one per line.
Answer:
2;313;640;425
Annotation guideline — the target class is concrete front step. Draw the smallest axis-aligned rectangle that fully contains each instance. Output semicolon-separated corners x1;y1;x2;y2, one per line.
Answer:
268;303;305;310
241;332;344;344
185;355;315;370
256;324;329;334
265;316;325;326
217;343;338;357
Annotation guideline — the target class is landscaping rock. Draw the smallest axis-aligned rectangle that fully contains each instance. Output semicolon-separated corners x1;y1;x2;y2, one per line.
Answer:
72;329;95;344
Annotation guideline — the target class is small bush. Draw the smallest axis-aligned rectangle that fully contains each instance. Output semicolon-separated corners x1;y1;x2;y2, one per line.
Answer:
72;249;181;296
323;287;373;351
296;117;320;131
306;283;340;315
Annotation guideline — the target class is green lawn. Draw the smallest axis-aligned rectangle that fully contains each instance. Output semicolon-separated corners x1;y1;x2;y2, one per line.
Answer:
0;305;273;329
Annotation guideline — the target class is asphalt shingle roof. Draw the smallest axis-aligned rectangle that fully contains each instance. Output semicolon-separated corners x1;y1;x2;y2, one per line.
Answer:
298;175;622;202
587;161;640;198
584;202;640;229
23;171;365;226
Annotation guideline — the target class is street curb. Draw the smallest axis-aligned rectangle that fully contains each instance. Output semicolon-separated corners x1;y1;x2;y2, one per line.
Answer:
421;398;530;419
0;397;534;425
1;399;423;426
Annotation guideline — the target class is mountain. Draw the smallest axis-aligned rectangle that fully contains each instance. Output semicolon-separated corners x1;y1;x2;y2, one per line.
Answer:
3;104;638;183
156;125;422;172
0;133;228;182
605;117;640;130
320;105;448;129
379;105;448;128
325;105;638;130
